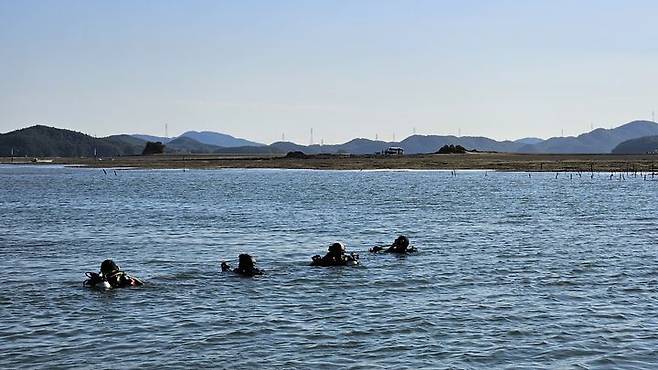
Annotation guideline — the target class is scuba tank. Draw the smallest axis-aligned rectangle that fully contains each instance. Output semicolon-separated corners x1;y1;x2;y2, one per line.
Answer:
83;272;111;289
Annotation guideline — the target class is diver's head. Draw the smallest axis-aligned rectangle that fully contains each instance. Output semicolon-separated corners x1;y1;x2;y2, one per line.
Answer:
238;254;255;270
328;242;345;255
394;235;410;249
100;259;119;276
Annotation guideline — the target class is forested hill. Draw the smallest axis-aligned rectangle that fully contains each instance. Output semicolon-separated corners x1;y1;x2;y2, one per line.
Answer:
0;125;146;157
612;135;658;154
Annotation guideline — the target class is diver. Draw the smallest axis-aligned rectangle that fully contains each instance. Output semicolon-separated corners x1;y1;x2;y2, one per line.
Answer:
310;242;359;267
369;235;417;254
221;254;264;277
83;259;143;289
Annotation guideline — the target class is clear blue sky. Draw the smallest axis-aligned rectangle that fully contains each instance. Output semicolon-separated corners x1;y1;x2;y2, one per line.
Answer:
1;0;657;144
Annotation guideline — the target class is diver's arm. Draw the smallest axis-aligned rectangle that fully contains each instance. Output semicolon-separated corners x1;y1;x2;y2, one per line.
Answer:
310;255;322;266
117;273;143;287
83;272;103;286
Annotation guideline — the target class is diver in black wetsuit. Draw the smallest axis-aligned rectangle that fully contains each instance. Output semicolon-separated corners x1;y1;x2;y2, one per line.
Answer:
369;235;417;254
310;242;359;267
221;254;264;277
83;259;144;288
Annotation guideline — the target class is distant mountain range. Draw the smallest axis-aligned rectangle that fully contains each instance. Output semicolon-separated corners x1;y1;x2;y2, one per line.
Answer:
0;125;281;157
514;137;544;145
3;120;658;157
269;120;658;155
516;121;658;153
178;131;264;147
131;134;173;144
132;130;263;148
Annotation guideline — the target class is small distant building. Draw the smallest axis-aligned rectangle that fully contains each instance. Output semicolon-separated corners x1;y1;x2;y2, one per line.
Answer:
384;146;404;155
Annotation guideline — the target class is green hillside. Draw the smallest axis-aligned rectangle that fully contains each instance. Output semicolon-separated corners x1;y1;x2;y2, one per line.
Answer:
0;125;146;157
612;135;658;154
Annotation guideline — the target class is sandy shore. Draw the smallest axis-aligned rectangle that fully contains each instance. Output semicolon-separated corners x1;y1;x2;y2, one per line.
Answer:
2;153;658;172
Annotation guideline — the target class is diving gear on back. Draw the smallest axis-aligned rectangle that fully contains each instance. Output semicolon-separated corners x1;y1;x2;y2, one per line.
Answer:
83;259;143;289
370;235;417;254
311;242;360;267
221;254;264;277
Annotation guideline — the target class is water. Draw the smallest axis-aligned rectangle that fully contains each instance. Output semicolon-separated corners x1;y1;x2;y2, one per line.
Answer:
1;166;657;369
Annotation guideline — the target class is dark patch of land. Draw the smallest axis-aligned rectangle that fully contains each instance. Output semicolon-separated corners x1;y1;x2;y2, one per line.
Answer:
3;153;658;173
613;135;658;154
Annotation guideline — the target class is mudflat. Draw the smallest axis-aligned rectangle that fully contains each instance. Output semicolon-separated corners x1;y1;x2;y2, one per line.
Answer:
2;152;658;172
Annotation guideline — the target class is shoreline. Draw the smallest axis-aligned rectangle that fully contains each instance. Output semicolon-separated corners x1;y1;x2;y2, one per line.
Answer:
1;153;658;172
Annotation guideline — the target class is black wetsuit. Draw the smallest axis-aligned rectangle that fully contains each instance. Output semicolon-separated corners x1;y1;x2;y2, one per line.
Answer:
105;271;143;288
84;270;143;288
310;252;359;266
370;245;417;254
222;262;263;276
232;267;264;277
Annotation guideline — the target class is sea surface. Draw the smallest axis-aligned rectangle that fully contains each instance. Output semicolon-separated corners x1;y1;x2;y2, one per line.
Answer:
1;165;657;369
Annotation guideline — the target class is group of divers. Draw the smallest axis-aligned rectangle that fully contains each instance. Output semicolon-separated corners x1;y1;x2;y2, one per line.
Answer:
83;235;416;288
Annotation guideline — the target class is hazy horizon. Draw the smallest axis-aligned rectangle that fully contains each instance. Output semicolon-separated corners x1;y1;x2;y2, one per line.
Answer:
2;1;657;144
5;118;657;147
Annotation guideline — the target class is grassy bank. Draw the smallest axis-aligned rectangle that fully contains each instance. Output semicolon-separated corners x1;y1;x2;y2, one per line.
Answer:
2;153;658;172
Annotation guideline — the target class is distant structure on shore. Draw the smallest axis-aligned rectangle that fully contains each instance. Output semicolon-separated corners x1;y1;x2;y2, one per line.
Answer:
384;147;404;155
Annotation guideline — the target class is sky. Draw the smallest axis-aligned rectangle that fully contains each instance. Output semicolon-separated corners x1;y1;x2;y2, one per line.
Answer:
1;0;657;144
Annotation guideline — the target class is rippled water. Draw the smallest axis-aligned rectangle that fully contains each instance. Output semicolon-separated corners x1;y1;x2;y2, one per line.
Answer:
1;165;658;369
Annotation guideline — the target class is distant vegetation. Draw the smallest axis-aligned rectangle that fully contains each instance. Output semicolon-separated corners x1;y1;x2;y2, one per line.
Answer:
436;144;468;154
285;151;308;159
142;141;165;155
